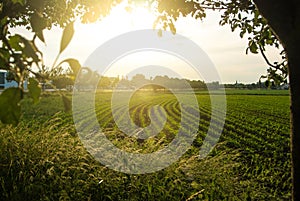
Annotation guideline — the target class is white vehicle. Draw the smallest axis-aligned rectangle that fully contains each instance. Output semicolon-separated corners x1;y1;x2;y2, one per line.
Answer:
0;70;27;90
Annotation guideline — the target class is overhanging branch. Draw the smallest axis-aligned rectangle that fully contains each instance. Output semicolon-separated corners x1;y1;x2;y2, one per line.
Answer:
259;45;282;71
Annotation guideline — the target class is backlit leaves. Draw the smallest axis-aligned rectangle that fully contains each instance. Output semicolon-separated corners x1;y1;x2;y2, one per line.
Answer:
0;49;10;68
22;38;40;63
0;20;76;124
8;34;41;63
12;0;25;6
0;0;126;125
8;35;23;51
27;0;45;12
59;22;74;54
155;0;286;85
0;88;22;125
247;41;258;54
30;13;47;43
57;59;81;76
28;78;41;104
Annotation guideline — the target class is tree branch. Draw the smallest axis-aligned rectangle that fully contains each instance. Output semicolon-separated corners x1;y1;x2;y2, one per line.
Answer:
200;6;227;10
259;45;282;71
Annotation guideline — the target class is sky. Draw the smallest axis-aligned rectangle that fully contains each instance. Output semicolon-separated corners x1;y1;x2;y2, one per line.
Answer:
13;2;282;84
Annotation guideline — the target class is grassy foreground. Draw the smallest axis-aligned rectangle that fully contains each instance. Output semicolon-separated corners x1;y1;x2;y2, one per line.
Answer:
0;90;291;200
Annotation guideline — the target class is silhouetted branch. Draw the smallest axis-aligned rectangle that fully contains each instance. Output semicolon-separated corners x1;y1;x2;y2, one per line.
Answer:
259;45;282;71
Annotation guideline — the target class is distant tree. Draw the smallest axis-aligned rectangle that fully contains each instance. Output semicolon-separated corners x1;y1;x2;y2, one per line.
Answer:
153;75;170;87
75;67;100;90
149;84;165;92
188;80;207;90
131;74;148;88
52;76;74;89
98;76;112;89
206;81;220;90
118;78;132;89
111;76;120;89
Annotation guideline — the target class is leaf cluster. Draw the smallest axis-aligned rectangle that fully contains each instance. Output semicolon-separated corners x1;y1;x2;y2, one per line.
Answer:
153;0;288;84
0;1;85;124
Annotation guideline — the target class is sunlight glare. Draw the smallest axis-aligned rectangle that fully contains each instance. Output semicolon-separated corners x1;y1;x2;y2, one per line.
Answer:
125;6;157;29
71;2;158;68
75;3;157;40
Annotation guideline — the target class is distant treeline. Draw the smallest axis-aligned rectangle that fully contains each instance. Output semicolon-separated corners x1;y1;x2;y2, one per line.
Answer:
224;81;289;90
51;70;289;90
97;74;220;91
97;74;288;91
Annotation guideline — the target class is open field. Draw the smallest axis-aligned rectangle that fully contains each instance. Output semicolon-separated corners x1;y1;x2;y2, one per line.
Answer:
0;90;291;200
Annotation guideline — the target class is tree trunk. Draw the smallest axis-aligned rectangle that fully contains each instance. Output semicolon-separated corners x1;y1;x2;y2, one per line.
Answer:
253;0;300;200
288;41;300;201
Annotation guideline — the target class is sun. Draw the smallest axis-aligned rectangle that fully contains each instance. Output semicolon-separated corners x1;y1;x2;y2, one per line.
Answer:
70;2;159;67
124;6;158;29
75;2;158;35
106;3;158;30
73;2;158;50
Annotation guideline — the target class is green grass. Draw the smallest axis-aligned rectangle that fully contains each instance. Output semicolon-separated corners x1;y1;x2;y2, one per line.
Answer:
194;89;290;96
0;90;291;200
224;89;290;95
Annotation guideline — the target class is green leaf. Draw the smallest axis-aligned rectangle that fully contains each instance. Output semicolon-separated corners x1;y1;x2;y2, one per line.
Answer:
0;48;10;67
22;39;40;63
246;26;253;34
30;13;46;43
266;39;274;45
260;75;267;79
28;78;41;104
0;48;10;61
27;0;45;11
215;2;221;7
239;30;246;38
61;94;71;112
9;34;40;62
12;0;25;6
0;57;7;68
36;31;45;44
8;35;23;51
59;22;74;54
238;13;241;20
57;58;81;76
169;22;176;34
249;41;258;54
0;88;22;125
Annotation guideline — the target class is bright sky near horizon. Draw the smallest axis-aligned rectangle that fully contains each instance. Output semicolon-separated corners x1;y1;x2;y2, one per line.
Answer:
13;2;282;84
